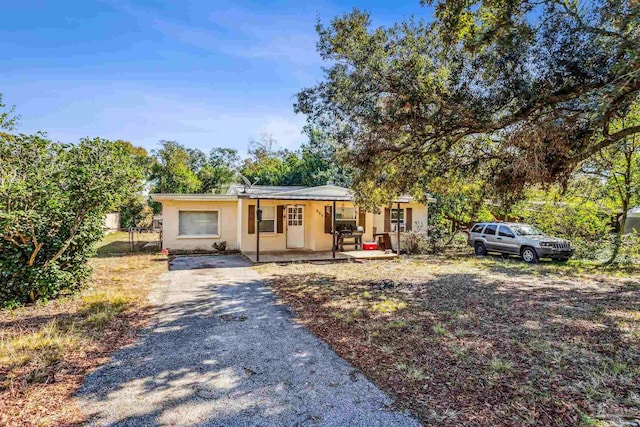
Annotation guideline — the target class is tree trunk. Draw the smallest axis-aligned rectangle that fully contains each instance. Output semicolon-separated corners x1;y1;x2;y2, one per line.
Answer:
444;221;460;246
607;206;627;265
606;146;633;265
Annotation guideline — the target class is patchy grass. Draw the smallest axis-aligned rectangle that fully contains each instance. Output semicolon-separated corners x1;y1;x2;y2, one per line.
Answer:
258;253;640;426
95;230;161;257
0;232;166;427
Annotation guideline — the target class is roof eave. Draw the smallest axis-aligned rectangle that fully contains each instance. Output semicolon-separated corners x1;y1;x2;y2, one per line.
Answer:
150;194;239;201
250;195;354;201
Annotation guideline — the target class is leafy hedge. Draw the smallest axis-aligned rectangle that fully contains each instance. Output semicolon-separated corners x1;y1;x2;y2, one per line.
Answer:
0;134;144;305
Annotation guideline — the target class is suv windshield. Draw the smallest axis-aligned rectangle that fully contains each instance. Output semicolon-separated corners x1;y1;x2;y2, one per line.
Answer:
512;224;545;236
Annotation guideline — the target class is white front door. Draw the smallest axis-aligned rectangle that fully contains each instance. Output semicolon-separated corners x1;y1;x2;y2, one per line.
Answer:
286;205;304;248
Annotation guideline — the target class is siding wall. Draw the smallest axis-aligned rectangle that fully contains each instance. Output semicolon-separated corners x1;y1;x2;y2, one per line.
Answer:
161;200;239;251
240;200;379;252
371;202;429;250
160;198;429;253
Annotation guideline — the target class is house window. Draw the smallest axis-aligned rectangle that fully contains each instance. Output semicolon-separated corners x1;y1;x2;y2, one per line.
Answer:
391;208;405;232
258;206;275;233
335;207;356;231
179;211;219;236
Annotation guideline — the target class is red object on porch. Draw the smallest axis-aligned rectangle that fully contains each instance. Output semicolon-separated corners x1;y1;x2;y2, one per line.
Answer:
363;242;377;250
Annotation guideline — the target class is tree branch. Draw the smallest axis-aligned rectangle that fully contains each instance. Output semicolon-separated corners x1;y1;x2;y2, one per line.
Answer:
43;209;88;268
572;125;640;164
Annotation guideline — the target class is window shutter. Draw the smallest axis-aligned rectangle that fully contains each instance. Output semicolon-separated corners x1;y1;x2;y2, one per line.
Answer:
384;208;391;232
277;205;284;233
406;208;413;231
358;210;366;231
248;205;255;234
324;205;333;234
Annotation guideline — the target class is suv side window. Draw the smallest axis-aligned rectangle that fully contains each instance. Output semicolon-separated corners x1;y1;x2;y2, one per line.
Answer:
498;226;515;238
484;224;497;235
471;224;485;233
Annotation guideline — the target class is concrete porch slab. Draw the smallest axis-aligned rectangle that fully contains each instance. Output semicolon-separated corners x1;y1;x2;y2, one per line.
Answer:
243;250;399;263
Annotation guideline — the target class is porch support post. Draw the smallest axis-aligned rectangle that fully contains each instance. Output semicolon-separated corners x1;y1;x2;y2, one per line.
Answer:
332;200;336;259
256;198;260;263
397;202;401;256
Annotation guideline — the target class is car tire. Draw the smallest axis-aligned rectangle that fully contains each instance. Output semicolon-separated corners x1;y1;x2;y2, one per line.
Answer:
521;247;539;263
474;242;487;256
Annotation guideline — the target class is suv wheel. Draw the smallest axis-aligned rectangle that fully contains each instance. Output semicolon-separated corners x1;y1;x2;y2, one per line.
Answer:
521;247;539;263
474;242;487;256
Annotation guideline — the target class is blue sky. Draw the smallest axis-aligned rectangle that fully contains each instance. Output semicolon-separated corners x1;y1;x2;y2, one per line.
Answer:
2;0;430;155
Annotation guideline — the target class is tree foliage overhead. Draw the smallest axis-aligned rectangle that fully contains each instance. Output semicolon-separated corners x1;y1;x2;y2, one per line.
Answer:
295;0;640;200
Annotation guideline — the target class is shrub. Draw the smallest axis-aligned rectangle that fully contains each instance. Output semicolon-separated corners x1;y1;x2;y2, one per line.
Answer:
0;135;145;304
511;192;611;242
425;222;449;253
617;232;640;265
570;237;610;261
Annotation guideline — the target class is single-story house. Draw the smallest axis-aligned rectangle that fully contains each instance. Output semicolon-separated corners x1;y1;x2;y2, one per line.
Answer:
151;183;434;261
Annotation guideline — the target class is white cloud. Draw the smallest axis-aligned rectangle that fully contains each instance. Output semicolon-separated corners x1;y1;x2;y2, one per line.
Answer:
256;115;307;150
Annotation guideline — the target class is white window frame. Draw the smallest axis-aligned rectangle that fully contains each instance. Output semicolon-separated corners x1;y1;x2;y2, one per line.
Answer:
258;205;277;234
177;209;220;239
391;208;405;232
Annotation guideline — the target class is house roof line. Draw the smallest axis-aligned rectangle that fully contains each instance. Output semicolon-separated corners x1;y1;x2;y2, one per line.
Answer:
151;184;436;203
150;194;238;201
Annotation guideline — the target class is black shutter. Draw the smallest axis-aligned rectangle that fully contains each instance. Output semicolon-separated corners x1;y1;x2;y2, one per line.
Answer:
248;205;255;234
324;205;333;234
277;205;284;233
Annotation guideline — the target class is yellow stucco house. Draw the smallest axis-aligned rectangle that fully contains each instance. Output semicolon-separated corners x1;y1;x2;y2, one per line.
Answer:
151;184;434;262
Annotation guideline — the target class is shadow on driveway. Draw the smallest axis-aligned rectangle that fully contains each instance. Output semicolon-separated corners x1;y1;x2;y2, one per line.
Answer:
77;255;418;427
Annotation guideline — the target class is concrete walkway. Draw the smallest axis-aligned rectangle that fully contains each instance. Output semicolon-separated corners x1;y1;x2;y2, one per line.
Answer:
78;255;419;427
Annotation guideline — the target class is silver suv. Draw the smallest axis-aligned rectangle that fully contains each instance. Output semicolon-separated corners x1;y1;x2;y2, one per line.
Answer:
467;222;574;263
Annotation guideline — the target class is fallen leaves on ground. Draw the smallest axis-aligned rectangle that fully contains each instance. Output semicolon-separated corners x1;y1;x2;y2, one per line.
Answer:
259;255;640;427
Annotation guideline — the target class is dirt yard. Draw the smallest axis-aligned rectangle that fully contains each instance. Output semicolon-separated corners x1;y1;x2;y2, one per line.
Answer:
0;232;166;427
258;255;640;427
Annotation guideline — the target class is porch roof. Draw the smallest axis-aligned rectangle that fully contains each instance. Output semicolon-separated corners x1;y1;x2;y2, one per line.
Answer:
240;184;432;203
152;184;435;203
255;184;353;201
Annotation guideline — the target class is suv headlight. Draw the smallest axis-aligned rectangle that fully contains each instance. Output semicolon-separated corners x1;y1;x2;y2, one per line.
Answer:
540;242;554;247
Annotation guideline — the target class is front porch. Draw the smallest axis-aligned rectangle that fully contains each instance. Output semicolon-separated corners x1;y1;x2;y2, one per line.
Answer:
243;249;399;263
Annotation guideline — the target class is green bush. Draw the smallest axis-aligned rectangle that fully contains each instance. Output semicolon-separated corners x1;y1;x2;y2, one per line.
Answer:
570;237;609;261
617;232;640;265
512;198;611;242
0;135;144;304
569;233;640;264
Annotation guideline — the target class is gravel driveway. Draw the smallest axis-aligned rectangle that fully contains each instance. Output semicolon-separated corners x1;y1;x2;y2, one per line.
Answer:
77;255;419;426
